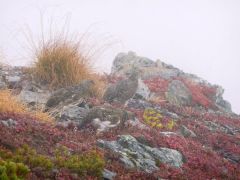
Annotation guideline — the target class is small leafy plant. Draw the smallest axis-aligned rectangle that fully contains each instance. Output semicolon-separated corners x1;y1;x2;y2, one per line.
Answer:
0;159;30;180
143;108;175;129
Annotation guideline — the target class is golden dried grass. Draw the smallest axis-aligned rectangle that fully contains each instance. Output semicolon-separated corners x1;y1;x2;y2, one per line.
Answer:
32;37;92;88
0;90;53;123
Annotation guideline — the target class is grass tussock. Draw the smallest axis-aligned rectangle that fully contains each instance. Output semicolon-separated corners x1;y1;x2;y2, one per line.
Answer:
0;90;53;122
32;37;93;89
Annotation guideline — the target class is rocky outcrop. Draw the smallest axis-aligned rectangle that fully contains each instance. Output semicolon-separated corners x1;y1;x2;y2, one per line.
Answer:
97;135;183;173
166;80;192;106
112;51;232;113
111;51;182;79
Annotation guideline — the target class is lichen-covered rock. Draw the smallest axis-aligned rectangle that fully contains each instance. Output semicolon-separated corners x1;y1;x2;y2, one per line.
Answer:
59;104;90;126
214;87;232;113
85;106;134;131
18;84;51;108
103;71;150;104
97;135;183;173
103;75;138;104
0;77;6;89
103;169;117;180
166;80;192;106
134;78;151;100
0;118;18;128
46;80;95;108
125;118;150;130
111;51;155;77
204;121;236;135
180;125;197;138
111;52;182;79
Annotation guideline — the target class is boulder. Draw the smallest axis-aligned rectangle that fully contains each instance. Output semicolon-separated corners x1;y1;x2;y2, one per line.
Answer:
97;135;183;173
60;104;90;126
103;69;150;104
85;106;134;131
125;118;150;130
103;169;117;180
111;51;155;77
180;125;197;138
46;80;95;108
0;77;6;89
134;78;151;100
214;87;232;113
0;119;18;128
204;121;236;135
18;84;51;107
166;80;192;106
125;99;154;109
111;52;182;79
103;73;138;104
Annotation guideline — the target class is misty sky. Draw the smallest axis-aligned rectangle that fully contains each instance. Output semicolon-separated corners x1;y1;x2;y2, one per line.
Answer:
0;0;240;114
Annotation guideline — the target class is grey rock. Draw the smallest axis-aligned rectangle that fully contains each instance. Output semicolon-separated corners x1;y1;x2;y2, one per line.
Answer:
60;104;89;126
125;118;150;130
204;121;236;135
104;69;150;104
1;119;18;128
85;106;134;130
97;135;183;173
166;80;192;106
111;52;182;80
103;169;117;180
19;88;51;107
92;118;120;133
6;75;21;84
213;87;232;113
103;76;138;104
46;80;95;108
216;97;232;113
180;125;197;138
125;99;154;109
134;79;151;100
160;132;178;137
0;77;6;89
111;51;155;76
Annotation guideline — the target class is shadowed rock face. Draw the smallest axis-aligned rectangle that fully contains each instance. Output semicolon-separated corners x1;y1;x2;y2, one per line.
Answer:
103;78;138;104
166;80;192;106
46;80;95;108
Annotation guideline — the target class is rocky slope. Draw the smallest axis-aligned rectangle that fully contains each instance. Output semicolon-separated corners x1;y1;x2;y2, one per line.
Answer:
0;52;239;179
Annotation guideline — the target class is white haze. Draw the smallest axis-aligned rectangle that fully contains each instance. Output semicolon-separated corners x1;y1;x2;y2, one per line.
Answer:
0;0;240;114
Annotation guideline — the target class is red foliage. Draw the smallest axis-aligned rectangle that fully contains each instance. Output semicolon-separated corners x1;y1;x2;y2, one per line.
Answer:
144;77;169;93
181;79;216;108
1;98;240;179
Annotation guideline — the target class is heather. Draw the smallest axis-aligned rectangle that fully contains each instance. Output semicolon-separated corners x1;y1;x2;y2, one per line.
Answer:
0;51;239;179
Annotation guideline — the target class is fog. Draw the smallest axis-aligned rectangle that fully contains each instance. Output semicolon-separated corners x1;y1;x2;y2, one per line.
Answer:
0;0;239;113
